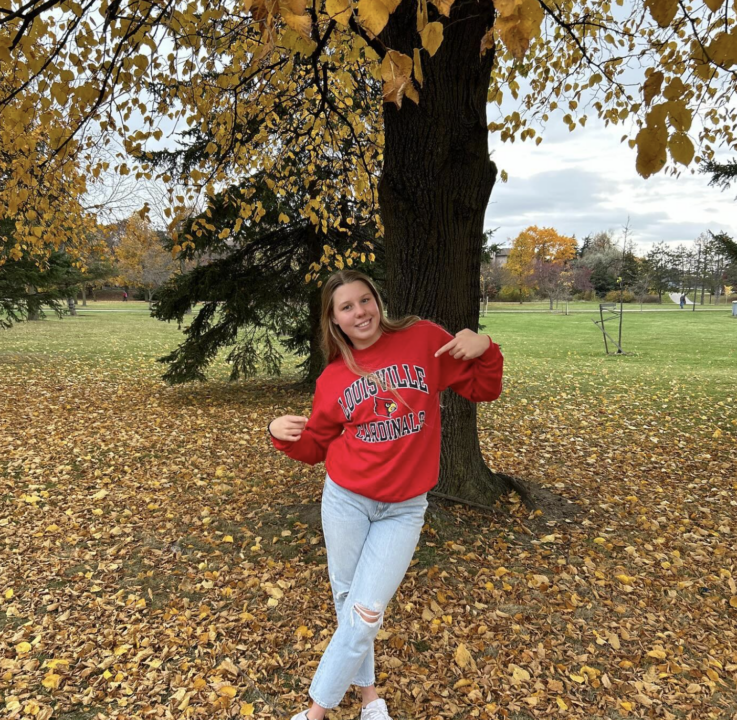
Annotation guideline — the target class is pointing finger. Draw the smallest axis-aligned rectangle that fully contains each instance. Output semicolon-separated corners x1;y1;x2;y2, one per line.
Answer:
435;339;457;357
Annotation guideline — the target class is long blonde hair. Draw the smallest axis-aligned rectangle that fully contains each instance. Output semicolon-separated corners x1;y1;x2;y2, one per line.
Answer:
320;270;420;391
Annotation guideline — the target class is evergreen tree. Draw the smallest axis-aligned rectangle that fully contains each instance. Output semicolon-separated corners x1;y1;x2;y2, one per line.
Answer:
1;220;87;328
152;176;382;386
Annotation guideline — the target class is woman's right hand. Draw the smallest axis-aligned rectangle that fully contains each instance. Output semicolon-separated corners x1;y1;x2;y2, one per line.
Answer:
269;415;309;442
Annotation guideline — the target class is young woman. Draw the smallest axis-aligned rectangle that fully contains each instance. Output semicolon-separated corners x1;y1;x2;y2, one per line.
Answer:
268;270;504;720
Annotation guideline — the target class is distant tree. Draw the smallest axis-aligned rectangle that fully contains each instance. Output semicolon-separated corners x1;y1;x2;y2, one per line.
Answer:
709;231;737;264
696;232;729;304
480;262;511;302
575;231;622;296
115;216;176;306
507;226;576;300
643;242;676;303
631;274;652;311
529;260;568;310
570;266;594;297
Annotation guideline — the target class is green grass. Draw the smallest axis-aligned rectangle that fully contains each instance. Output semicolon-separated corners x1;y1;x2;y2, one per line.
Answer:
1;300;735;403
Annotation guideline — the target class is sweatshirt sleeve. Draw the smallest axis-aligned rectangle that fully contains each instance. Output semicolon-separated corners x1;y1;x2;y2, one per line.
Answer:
270;375;345;465
433;324;504;402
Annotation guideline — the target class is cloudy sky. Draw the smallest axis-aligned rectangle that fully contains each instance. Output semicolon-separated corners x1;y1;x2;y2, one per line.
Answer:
485;116;736;254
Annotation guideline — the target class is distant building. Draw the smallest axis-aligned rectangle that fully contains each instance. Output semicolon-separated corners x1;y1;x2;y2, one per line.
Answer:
492;247;511;266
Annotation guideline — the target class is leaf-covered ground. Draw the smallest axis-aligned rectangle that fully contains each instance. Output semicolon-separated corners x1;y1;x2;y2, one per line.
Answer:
1;306;736;720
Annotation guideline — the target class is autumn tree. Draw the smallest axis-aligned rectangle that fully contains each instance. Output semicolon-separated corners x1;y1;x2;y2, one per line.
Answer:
506;226;577;303
115;216;175;305
2;0;737;503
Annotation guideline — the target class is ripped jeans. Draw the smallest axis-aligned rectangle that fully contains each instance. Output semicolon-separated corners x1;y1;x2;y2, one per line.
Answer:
309;474;428;709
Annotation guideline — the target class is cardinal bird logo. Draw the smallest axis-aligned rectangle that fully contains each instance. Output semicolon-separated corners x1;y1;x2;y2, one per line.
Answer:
374;397;398;418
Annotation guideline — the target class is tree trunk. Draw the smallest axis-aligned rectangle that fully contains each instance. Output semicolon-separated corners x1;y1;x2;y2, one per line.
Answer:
304;223;327;386
27;286;40;320
81;284;87;306
380;2;519;504
67;297;77;316
305;286;324;385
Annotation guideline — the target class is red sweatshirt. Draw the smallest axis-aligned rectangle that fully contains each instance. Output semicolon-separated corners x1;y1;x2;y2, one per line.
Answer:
270;320;503;502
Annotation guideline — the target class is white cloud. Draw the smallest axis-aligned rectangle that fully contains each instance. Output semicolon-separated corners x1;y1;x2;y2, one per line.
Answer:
485;118;736;253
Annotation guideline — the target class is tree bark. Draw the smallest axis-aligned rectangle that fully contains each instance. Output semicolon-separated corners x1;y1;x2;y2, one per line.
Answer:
27;286;40;321
81;284;87;306
67;297;77;316
301;222;327;386
379;1;520;504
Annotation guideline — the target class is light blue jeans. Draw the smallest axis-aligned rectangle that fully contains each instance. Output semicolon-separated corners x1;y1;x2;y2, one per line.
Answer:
309;474;428;709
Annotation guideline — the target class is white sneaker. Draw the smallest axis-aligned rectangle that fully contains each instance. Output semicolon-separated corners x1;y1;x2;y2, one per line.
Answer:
290;711;310;720
361;699;392;720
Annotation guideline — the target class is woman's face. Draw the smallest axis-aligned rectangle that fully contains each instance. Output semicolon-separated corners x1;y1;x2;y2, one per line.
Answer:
331;281;382;350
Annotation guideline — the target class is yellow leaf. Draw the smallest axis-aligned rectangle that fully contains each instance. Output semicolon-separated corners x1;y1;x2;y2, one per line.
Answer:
91;489;108;500
5;588;13;599
665;100;692;131
644;0;678;27
647;647;667;659
413;48;423;86
642;70;664;105
453;678;472;689
358;0;390;36
703;0;725;10
278;213;290;223
381;50;414;108
223;535;234;543
635;124;667;178
620;701;633;711
16;641;32;654
494;566;509;577
510;664;530;682
42;673;62;689
481;28;494;55
325;0;352;24
295;625;314;638
729;596;737;608
219;685;238;698
455;643;471;669
282;9;312;38
668;132;694;166
241;703;255;716
420;22;444;57
570;673;585;683
494;0;543;59
431;0;454;16
556;697;568;710
663;77;687;100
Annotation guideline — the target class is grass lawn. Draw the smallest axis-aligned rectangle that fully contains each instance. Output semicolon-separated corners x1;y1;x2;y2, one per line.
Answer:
1;304;736;720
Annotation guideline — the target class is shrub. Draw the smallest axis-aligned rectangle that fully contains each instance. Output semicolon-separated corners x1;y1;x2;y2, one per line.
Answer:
638;294;661;303
497;285;529;302
603;290;635;303
572;290;597;301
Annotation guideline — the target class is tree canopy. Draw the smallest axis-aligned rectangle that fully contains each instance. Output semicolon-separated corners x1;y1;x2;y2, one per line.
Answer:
1;0;736;264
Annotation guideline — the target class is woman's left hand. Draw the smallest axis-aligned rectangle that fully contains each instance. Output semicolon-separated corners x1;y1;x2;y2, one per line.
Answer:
435;329;491;361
